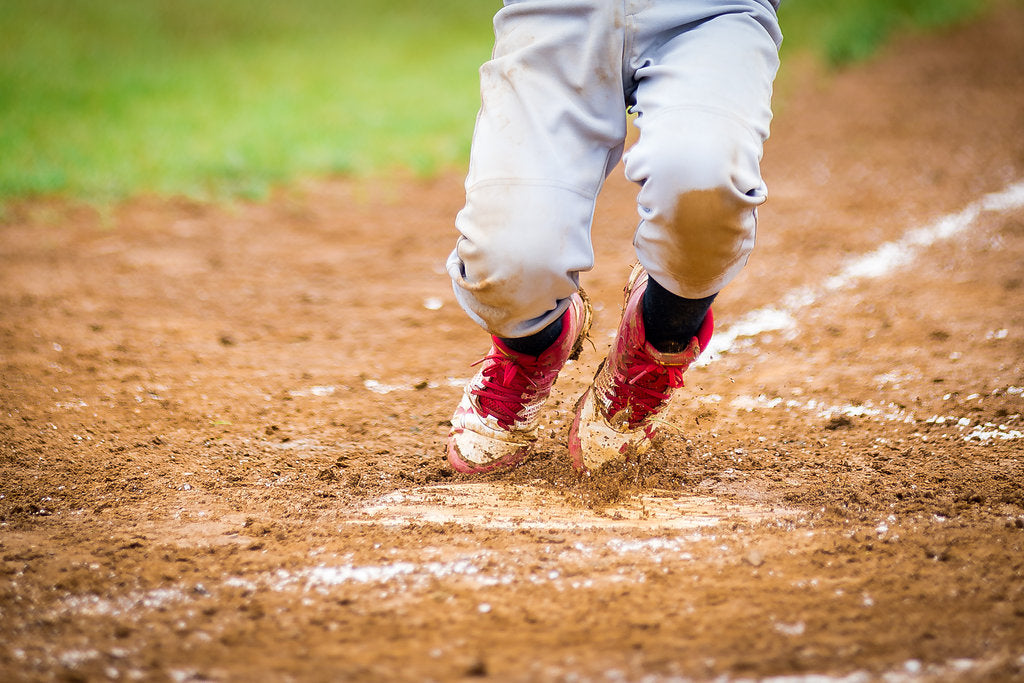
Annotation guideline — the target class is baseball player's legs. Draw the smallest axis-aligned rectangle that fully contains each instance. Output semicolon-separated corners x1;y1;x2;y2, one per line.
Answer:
625;5;781;300
568;3;782;471
446;0;628;340
446;0;626;472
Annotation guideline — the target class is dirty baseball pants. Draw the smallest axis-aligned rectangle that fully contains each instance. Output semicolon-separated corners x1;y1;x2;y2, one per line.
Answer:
447;0;782;339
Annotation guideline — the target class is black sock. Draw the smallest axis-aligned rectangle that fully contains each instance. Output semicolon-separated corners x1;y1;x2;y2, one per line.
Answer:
500;316;564;357
642;277;716;354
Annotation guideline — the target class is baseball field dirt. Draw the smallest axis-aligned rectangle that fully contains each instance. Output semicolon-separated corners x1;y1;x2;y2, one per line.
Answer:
2;4;1024;681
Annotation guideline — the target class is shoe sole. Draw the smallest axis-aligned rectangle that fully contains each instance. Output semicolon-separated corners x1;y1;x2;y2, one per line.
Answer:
447;436;531;474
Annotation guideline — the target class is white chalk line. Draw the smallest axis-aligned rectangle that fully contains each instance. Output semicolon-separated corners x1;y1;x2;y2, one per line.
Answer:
347;482;793;531
698;179;1024;366
42;558;1023;683
708;385;1023;442
719;653;1024;683
48;533;723;624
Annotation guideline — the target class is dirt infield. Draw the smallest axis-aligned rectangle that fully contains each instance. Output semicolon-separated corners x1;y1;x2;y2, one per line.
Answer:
2;5;1024;682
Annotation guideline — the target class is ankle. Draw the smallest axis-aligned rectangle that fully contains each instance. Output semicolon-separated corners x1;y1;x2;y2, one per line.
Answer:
642;277;716;353
500;315;565;357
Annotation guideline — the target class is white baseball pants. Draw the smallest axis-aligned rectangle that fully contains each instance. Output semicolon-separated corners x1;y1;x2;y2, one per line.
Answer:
447;0;782;338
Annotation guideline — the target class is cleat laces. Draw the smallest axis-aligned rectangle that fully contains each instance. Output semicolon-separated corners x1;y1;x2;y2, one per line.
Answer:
605;349;687;427
471;351;552;430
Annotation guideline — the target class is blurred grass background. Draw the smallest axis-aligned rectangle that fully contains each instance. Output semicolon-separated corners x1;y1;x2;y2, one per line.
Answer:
0;0;997;202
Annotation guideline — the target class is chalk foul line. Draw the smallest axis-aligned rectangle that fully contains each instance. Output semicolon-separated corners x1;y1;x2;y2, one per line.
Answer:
699;179;1024;365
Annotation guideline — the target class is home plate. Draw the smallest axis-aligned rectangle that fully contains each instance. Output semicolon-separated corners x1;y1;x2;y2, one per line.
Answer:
345;482;796;531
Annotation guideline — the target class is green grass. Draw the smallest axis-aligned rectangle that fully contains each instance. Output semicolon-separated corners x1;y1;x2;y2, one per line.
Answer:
777;0;994;66
0;0;998;202
0;0;496;201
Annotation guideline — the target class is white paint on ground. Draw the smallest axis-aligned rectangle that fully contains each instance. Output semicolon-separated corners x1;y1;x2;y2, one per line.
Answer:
363;377;468;394
605;536;698;555
723;391;1022;442
727;394;917;425
50;534;731;622
288;385;336;397
295;558;507;591
56;587;192;618
348;482;795;531
699;179;1024;365
737;652;1024;683
964;422;1024;442
362;379;408;394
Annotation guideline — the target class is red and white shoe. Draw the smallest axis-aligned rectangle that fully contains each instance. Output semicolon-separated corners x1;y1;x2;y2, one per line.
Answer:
569;265;713;473
448;293;592;473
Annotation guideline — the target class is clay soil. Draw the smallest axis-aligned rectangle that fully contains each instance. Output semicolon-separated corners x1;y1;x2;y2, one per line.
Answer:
3;5;1024;682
